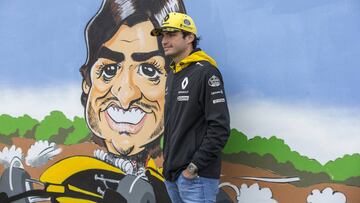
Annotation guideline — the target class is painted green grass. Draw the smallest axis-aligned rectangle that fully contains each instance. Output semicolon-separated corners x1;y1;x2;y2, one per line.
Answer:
223;129;360;181
0;114;38;137
0;111;90;145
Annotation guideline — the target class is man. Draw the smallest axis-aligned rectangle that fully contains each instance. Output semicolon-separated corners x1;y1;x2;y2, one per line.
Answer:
151;12;231;203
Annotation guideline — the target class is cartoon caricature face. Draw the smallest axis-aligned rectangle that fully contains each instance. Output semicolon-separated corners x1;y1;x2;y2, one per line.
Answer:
83;20;166;156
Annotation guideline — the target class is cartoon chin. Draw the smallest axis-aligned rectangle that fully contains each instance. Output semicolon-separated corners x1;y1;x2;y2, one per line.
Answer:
111;141;135;156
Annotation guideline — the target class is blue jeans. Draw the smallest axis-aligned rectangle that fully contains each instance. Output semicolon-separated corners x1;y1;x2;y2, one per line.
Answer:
164;172;219;203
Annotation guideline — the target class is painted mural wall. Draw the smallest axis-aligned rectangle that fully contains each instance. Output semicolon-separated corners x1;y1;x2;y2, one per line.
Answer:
0;0;359;202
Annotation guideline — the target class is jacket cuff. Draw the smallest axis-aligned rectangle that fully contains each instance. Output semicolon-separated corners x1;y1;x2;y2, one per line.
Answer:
191;156;204;172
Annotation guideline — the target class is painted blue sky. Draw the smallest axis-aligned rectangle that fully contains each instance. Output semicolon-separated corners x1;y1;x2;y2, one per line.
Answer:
187;0;360;107
0;0;98;87
0;0;359;107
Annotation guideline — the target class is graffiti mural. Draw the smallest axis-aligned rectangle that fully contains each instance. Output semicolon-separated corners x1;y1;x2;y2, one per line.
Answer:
0;0;184;202
0;0;359;202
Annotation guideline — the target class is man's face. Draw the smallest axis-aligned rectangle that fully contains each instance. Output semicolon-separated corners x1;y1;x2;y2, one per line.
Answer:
161;31;192;57
83;20;166;156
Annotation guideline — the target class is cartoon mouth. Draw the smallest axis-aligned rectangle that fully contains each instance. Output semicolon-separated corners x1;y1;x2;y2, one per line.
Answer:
105;105;146;135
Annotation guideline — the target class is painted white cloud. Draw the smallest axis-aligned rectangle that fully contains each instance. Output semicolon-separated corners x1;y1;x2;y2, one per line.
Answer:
219;182;278;203
0;84;83;120
307;187;346;203
229;98;360;164
26;140;62;167
0;145;23;168
238;183;277;203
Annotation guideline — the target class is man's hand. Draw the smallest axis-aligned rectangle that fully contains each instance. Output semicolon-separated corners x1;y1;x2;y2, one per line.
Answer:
182;168;198;179
182;162;198;179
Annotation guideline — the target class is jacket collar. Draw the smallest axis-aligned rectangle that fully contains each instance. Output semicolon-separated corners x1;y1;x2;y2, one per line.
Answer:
170;48;217;73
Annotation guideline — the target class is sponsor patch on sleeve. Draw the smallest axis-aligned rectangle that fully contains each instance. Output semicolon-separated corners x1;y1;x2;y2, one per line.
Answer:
211;90;223;95
212;98;225;104
208;75;221;87
177;95;189;101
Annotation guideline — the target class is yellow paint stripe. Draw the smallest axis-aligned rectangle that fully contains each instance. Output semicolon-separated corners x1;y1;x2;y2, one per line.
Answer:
147;167;165;182
68;184;103;199
46;184;65;193
40;156;124;184
55;197;96;203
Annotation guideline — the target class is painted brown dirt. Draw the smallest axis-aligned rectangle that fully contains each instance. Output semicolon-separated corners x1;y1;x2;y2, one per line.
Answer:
1;138;359;203
0;138;164;202
220;161;360;203
0;137;165;176
0;137;102;179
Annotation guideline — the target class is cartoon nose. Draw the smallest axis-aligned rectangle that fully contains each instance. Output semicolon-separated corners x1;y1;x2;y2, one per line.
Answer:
112;65;141;109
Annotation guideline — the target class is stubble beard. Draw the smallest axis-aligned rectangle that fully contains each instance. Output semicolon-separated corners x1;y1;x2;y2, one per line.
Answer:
86;101;164;160
87;103;102;137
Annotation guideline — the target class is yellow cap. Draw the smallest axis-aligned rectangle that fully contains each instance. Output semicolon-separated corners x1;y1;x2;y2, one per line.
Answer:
151;12;197;36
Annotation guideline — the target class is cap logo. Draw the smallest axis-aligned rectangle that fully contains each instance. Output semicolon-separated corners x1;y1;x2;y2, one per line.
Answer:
184;19;191;26
163;14;169;22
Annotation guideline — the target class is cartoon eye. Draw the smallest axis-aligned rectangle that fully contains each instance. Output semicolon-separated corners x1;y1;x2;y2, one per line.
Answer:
101;63;120;81
137;63;162;82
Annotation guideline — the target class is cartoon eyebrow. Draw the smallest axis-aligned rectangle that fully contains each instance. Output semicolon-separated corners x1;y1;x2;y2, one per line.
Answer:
131;50;163;62
98;46;125;62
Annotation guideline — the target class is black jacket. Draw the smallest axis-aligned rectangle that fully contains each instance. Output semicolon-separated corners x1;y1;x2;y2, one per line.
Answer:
163;49;230;182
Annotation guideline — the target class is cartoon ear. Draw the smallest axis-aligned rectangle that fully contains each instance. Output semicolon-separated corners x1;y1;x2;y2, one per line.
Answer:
82;80;90;94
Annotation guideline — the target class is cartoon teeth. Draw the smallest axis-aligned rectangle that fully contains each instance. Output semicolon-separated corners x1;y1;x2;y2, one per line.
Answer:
107;106;145;124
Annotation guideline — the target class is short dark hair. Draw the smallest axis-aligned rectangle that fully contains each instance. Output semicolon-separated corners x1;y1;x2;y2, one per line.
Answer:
181;31;200;49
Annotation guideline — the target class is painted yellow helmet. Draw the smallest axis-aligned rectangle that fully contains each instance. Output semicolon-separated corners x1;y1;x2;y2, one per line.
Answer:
151;12;197;36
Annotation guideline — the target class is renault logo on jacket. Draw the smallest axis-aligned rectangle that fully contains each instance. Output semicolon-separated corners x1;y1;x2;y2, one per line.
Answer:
182;77;189;89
